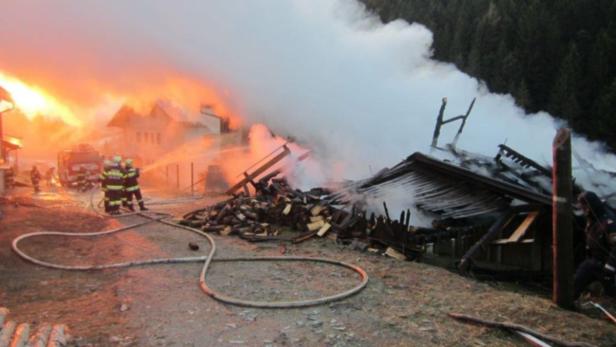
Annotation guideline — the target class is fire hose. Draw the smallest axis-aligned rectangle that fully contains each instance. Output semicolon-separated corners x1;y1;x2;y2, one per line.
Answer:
11;212;368;308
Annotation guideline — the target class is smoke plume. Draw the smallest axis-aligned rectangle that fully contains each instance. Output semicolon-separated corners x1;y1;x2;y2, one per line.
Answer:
2;0;616;192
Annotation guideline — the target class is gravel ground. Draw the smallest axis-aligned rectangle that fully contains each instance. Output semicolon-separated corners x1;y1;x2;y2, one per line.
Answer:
1;187;615;346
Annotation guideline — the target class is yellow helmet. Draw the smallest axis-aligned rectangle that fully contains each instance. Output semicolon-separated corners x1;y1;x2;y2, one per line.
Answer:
125;159;134;166
112;155;122;163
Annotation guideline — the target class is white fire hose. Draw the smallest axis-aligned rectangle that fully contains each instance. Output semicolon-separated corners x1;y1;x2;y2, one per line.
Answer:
12;211;368;308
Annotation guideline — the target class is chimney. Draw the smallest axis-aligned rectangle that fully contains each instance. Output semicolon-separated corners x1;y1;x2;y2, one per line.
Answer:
200;103;230;134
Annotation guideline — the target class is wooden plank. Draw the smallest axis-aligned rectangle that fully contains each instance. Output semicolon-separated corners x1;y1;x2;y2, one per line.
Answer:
309;216;324;223
385;247;407;261
226;145;291;195
316;223;331;237
307;220;325;232
492;211;539;244
282;203;292;215
292;230;319;244
310;205;325;216
457;211;512;271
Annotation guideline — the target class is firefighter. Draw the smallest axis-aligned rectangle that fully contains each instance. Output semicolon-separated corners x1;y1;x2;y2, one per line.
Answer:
574;191;616;300
30;165;41;193
105;156;126;215
100;160;112;213
124;158;147;211
44;167;56;188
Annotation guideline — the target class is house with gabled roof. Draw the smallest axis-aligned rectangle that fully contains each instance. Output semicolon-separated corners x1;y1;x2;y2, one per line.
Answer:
105;102;228;166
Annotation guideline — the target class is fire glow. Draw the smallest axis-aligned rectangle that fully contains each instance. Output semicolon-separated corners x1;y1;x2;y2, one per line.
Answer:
0;72;81;126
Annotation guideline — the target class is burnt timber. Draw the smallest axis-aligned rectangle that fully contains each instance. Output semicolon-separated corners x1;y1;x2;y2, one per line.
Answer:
333;152;551;218
331;151;557;274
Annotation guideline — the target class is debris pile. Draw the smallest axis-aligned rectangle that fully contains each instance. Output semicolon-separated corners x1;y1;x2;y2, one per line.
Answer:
180;136;616;275
181;177;343;243
180;174;446;260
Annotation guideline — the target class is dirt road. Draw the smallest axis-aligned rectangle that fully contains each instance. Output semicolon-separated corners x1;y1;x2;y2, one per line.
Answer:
1;188;615;346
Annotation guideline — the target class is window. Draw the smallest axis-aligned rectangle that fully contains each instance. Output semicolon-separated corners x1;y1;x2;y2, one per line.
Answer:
157;132;161;145
144;132;149;143
136;132;141;143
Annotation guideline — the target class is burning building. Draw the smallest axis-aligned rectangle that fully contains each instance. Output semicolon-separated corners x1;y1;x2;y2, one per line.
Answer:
103;102;240;189
105;102;228;165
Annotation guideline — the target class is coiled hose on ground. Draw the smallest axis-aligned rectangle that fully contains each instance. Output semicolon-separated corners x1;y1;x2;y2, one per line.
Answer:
12;211;368;308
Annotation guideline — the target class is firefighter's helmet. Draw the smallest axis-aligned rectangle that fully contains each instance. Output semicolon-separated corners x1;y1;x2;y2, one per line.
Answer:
113;155;122;163
125;159;133;167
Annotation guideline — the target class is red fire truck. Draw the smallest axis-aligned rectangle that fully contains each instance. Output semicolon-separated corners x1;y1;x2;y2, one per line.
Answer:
57;144;103;188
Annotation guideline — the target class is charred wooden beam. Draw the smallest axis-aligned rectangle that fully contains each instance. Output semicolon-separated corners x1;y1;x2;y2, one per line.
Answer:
552;128;574;309
496;144;552;177
431;97;475;148
226;144;291;195
457;211;512;272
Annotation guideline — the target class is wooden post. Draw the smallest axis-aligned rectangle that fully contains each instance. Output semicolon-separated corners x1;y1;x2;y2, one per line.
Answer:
190;162;194;195
458;211;511;272
431;98;447;148
176;163;180;189
552;128;574;309
165;165;169;185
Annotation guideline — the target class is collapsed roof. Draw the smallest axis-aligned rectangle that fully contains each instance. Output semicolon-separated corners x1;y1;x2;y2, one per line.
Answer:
331;150;552;220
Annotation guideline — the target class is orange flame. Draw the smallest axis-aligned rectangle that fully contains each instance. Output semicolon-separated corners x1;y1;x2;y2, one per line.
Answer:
0;71;81;126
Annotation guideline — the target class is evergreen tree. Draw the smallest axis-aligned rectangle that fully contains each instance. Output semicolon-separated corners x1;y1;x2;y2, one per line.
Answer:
593;78;616;148
549;44;582;126
360;0;616;150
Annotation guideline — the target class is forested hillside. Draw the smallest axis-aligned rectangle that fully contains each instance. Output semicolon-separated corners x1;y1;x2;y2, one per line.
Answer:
361;0;616;150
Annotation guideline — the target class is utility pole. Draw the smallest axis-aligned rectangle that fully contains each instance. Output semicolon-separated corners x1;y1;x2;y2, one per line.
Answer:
552;128;574;309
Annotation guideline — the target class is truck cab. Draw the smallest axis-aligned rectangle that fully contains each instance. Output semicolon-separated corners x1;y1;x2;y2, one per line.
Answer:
57;144;103;188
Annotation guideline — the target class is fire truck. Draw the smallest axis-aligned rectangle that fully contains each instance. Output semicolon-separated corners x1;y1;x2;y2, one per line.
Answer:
57;144;103;189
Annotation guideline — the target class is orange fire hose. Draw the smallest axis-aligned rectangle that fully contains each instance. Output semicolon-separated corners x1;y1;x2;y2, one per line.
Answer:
12;211;368;308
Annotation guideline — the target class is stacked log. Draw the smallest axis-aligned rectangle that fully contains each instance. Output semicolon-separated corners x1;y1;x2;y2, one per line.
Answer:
180;178;337;242
180;177;436;258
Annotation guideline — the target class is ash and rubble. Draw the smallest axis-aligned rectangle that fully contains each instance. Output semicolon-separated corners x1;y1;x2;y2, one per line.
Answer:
182;140;616;274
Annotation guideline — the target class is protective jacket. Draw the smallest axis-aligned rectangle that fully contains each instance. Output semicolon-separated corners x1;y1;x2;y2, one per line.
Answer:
101;166;125;191
124;167;140;191
580;191;616;271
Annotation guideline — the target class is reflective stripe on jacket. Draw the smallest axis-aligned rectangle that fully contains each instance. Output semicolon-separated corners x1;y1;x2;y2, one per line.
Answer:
124;167;140;191
105;168;125;191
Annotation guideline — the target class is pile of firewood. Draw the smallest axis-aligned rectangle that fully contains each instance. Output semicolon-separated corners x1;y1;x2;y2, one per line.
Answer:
180;178;342;242
180;176;433;258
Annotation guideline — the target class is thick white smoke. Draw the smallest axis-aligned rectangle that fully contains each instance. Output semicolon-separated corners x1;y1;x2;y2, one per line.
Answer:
2;0;616;192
